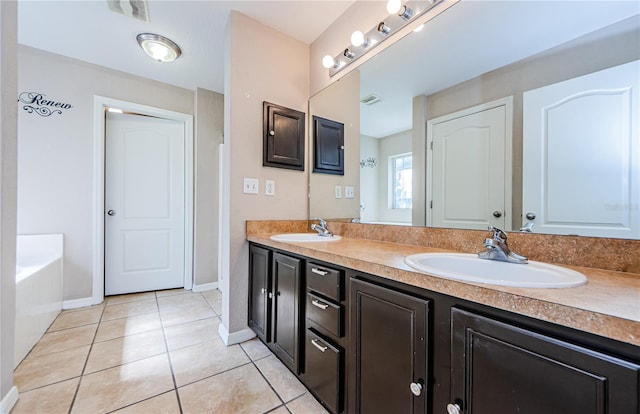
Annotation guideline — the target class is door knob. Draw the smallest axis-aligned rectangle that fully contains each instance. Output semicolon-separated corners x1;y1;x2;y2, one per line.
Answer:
107;210;116;216
525;212;536;220
492;210;502;218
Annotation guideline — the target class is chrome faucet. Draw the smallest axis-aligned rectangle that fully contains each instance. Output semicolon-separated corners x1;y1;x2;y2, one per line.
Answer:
478;226;528;264
311;218;333;237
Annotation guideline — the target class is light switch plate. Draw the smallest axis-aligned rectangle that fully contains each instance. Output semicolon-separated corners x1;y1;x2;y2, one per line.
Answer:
265;180;275;196
243;178;259;194
345;186;355;199
335;185;342;199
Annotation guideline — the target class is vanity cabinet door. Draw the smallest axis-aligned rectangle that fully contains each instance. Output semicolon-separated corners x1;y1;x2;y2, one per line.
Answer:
349;278;430;414
263;102;305;171
248;244;271;343
272;252;303;374
450;308;640;414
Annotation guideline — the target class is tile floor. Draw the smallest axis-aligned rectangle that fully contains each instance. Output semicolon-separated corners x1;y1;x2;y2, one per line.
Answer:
12;289;328;414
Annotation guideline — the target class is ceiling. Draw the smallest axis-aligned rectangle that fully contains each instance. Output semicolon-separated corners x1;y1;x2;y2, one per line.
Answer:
18;0;356;93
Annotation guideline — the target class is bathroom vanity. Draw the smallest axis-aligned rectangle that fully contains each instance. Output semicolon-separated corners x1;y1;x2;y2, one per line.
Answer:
247;231;640;414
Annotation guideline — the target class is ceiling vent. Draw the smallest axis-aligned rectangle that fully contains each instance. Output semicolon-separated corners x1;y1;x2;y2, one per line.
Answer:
360;94;383;105
107;0;150;22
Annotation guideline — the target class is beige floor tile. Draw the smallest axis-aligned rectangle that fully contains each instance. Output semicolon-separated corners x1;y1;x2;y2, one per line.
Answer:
157;291;208;311
287;393;330;414
107;291;157;306
178;364;281;414
11;377;79;414
102;298;158;321
256;355;306;402
155;288;186;297
85;329;167;373
14;345;90;392
169;338;250;386
210;299;222;315
240;337;273;361
160;300;216;327
269;406;291;414
164;316;220;351
111;390;181;414
48;306;103;332
31;324;97;357
71;354;174;414
201;289;221;301
95;312;162;342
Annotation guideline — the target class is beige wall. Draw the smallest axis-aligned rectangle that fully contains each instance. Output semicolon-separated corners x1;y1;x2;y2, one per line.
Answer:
194;88;224;287
0;0;17;402
309;70;360;221
377;130;412;223
222;12;310;336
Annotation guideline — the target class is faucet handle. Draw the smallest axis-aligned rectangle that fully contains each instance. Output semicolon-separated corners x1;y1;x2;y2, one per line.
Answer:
313;217;327;227
487;226;507;241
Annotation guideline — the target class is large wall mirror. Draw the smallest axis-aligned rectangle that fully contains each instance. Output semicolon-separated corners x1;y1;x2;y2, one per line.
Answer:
309;0;640;239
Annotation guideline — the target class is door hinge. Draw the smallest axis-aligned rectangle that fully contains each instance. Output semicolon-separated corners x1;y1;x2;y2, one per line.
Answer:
430;200;433;209
430;141;433;150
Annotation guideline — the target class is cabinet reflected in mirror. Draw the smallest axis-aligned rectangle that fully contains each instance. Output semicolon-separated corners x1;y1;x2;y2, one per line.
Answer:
308;1;640;239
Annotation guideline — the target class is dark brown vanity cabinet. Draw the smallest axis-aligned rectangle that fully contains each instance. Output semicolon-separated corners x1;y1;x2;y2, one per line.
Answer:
263;102;305;171
248;246;303;374
271;252;303;374
304;261;348;414
349;278;430;414
248;245;271;343
450;308;640;414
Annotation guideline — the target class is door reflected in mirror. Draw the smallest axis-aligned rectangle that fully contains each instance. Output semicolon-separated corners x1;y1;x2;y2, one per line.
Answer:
308;0;640;239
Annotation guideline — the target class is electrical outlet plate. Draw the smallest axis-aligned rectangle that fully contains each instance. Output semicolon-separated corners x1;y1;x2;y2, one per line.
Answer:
335;185;342;199
243;178;259;194
265;180;275;196
345;186;355;199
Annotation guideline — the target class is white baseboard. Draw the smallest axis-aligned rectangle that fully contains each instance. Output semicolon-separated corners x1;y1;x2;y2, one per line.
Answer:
0;386;18;414
218;323;256;346
192;281;219;293
62;297;94;310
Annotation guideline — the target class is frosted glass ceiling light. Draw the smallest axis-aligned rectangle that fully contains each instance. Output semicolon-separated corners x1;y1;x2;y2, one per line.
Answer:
386;0;402;14
322;54;338;69
136;33;181;62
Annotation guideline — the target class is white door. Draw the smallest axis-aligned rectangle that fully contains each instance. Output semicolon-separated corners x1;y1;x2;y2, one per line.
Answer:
428;99;512;230
105;112;186;295
522;60;639;239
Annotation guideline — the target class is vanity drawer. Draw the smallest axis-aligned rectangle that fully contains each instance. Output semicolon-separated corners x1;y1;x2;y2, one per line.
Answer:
306;262;343;301
306;292;343;337
305;329;343;414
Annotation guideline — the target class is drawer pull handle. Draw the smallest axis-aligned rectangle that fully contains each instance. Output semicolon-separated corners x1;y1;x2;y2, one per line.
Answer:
311;299;329;310
311;338;328;353
311;268;328;276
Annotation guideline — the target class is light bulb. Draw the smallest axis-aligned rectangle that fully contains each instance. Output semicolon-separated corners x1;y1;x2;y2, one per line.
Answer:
386;0;402;14
351;31;365;47
322;55;335;69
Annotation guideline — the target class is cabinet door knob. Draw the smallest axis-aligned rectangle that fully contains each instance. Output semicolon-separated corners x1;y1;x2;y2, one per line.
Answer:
525;212;536;220
269;130;275;136
260;288;267;294
268;292;273;299
492;210;502;218
107;210;116;216
410;382;423;396
447;403;462;414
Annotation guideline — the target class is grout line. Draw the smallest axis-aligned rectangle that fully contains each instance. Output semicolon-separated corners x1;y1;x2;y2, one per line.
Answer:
240;345;288;409
156;291;184;414
67;296;108;414
104;390;176;414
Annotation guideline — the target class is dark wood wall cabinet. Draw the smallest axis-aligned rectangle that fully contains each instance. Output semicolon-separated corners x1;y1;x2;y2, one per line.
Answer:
313;116;345;175
263;101;305;171
247;243;640;414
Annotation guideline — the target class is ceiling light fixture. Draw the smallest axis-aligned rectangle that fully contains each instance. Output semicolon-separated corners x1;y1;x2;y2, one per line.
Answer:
136;33;182;63
322;0;444;77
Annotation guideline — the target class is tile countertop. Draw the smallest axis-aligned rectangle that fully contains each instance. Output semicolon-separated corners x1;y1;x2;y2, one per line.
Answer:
247;233;640;347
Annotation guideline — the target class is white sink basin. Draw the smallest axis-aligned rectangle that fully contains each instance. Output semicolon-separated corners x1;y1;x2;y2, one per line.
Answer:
404;253;587;288
270;233;342;243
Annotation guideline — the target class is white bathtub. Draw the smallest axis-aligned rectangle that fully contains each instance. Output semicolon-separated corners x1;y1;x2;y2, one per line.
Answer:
15;234;63;368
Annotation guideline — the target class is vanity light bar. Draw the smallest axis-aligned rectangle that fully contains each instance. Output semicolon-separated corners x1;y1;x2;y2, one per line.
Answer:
324;0;442;77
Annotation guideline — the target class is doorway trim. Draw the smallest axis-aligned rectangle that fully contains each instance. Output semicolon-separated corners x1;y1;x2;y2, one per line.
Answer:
92;96;194;304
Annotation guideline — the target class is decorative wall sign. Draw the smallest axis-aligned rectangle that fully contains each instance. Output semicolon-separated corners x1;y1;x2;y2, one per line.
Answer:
18;92;73;117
